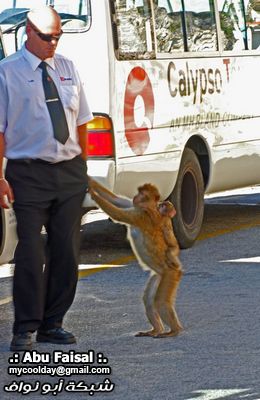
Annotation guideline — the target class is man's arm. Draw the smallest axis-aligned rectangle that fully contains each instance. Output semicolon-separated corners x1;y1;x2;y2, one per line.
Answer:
0;132;14;209
77;123;88;160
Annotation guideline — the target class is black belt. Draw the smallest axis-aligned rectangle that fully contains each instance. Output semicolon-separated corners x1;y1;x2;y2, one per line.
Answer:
8;158;55;165
8;157;80;165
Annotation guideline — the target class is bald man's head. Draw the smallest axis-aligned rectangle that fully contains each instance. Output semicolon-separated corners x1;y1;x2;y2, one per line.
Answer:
27;6;61;34
25;6;62;60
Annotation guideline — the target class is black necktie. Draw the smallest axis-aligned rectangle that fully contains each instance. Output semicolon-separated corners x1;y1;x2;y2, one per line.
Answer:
39;61;69;144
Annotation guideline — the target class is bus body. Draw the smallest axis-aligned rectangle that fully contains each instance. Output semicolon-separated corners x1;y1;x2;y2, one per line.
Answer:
0;28;18;265
0;0;260;264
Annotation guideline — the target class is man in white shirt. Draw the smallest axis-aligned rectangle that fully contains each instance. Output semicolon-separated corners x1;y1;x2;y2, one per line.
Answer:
0;6;93;351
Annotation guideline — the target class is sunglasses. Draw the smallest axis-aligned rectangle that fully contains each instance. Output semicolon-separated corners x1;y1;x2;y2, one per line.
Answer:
30;21;63;42
36;30;63;42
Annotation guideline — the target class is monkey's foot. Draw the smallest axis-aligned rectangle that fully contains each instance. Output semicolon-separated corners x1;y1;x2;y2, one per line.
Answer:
153;328;183;338
135;330;161;337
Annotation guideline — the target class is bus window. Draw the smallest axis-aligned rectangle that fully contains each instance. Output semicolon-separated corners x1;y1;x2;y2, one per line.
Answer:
184;0;218;51
115;0;155;59
218;0;247;50
51;0;89;30
0;1;90;32
245;0;260;49
154;0;184;53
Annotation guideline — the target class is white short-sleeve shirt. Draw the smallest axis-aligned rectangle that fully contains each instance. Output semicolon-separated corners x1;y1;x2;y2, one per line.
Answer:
0;44;93;162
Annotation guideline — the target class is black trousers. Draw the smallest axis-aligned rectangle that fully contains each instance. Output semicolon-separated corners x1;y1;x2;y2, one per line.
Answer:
6;156;87;334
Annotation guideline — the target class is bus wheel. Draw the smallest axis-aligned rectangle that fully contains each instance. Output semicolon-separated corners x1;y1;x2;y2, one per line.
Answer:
169;148;204;249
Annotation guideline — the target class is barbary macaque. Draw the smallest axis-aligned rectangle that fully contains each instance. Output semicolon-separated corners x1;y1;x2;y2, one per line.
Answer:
88;177;183;338
158;201;181;267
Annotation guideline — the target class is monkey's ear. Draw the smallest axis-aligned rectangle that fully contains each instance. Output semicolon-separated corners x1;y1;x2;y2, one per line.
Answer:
167;202;177;218
169;208;176;218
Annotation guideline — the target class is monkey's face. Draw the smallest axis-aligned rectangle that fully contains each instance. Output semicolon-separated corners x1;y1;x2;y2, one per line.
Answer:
133;190;151;207
159;202;176;218
159;204;168;216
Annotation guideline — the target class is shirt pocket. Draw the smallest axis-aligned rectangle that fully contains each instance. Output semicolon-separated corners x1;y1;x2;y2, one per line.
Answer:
60;85;79;111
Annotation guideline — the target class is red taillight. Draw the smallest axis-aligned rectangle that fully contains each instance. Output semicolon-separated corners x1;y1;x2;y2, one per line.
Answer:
87;116;114;157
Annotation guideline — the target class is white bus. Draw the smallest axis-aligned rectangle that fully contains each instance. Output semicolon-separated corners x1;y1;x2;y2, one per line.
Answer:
0;0;260;265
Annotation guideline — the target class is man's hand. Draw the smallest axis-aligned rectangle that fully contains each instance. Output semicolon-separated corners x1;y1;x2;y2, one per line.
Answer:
0;178;14;209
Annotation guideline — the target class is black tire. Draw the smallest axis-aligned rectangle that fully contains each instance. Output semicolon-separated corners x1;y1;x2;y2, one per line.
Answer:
169;148;204;249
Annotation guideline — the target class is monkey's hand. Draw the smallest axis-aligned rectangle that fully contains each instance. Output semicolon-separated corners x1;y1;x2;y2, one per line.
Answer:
88;187;95;198
87;175;95;188
87;177;102;193
87;177;114;198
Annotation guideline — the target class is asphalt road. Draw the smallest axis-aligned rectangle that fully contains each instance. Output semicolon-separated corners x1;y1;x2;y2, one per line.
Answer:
0;187;260;400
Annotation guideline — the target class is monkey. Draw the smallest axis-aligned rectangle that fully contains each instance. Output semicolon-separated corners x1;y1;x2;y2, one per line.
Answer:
158;201;181;268
88;177;183;338
159;200;176;219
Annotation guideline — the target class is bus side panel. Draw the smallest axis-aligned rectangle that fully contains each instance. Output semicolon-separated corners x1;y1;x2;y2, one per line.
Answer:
112;59;184;200
206;55;260;193
111;54;260;199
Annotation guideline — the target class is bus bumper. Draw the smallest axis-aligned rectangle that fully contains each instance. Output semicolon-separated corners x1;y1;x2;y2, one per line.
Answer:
0;207;17;265
83;159;116;208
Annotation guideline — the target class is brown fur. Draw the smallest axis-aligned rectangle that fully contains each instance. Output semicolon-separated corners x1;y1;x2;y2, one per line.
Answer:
89;178;183;338
158;201;181;267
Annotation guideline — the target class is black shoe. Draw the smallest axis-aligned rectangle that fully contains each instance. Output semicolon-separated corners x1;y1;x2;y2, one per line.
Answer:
10;332;33;352
36;328;76;344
